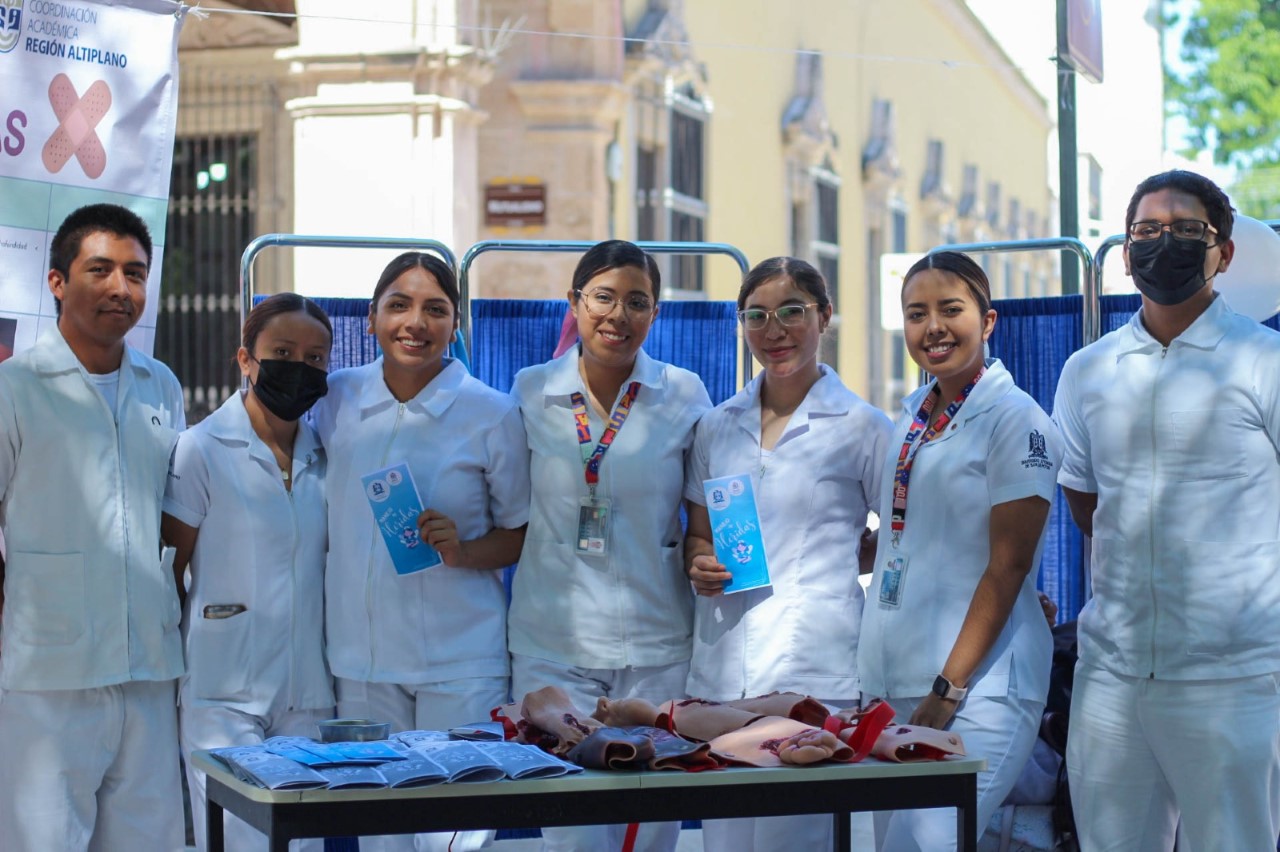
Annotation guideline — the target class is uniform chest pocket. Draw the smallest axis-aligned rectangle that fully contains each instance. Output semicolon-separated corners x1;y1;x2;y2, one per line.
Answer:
1169;408;1248;481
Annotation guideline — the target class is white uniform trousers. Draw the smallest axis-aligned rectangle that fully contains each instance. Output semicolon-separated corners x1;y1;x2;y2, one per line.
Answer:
511;653;689;852
0;679;184;852
180;689;333;852
336;675;508;852
1067;662;1280;852
872;693;1041;852
701;695;853;852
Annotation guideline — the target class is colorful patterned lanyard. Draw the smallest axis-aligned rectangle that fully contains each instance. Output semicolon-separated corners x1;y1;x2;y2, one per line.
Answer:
889;368;984;545
569;381;641;500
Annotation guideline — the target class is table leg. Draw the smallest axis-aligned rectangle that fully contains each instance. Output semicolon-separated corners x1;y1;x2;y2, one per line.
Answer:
268;819;291;852
833;810;851;852
956;773;978;852
206;797;225;852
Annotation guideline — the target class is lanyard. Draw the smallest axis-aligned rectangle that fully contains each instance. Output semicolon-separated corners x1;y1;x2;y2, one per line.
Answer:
889;368;984;544
570;381;641;499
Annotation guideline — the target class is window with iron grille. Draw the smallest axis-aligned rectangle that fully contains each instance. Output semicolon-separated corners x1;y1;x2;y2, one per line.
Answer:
814;170;841;369
633;78;709;293
636;145;659;242
667;90;708;291
158;134;257;423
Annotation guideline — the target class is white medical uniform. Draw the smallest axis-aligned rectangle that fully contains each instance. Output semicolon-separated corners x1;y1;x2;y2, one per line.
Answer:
684;365;891;852
313;357;530;852
859;359;1058;852
164;391;334;852
508;347;710;852
1053;295;1280;852
0;324;186;851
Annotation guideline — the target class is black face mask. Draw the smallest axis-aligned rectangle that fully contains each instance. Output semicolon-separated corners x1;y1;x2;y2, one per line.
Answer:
251;359;328;421
1128;231;1212;306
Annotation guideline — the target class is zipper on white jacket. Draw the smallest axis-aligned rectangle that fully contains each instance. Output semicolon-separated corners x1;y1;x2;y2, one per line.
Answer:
366;402;406;679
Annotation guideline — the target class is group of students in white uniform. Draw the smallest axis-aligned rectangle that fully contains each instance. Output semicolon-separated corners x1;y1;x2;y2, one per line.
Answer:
0;167;1278;852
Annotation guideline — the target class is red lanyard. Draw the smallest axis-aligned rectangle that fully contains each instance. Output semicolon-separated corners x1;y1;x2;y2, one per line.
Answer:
570;381;641;496
889;368;984;544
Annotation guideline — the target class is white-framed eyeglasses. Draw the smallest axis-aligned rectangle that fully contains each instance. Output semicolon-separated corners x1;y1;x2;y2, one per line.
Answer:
1128;219;1218;243
576;289;655;318
737;303;819;331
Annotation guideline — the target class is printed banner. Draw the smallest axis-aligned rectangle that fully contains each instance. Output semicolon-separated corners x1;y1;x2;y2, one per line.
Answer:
0;0;185;359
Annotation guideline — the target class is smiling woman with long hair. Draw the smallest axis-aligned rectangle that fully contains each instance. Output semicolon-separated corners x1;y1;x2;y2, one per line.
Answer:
858;251;1060;851
311;252;530;852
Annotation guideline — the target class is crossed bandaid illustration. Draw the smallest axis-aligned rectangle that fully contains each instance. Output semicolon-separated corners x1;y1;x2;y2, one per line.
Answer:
43;74;111;179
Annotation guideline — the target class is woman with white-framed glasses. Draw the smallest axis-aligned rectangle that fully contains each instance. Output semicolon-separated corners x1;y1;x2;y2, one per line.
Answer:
683;256;892;852
508;239;711;852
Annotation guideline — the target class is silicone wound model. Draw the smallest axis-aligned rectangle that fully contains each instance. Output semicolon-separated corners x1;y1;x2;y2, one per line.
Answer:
43;74;112;179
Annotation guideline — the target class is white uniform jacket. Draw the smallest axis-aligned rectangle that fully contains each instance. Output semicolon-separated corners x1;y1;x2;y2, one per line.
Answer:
859;359;1058;702
509;348;712;670
0;324;185;690
1054;295;1280;680
164;392;333;714
683;366;892;700
313;358;530;685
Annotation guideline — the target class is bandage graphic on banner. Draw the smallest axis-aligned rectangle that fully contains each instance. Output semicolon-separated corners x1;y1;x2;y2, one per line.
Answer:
43;75;111;178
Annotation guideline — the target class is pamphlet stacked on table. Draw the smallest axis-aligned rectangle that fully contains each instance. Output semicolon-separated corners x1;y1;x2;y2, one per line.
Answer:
211;732;582;790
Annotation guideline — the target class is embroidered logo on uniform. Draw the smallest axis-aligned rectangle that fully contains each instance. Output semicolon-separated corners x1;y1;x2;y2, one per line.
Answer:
1022;430;1053;470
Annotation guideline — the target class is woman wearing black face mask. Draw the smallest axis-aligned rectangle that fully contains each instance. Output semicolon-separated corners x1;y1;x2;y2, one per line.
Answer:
161;293;335;852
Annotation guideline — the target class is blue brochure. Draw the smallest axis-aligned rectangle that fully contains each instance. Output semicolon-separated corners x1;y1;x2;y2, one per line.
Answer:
361;462;442;575
703;473;771;594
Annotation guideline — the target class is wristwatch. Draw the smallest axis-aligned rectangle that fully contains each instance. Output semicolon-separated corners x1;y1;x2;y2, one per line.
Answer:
931;674;968;702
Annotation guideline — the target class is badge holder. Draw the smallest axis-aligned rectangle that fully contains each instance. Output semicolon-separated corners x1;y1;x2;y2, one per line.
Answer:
576;494;612;556
879;554;908;608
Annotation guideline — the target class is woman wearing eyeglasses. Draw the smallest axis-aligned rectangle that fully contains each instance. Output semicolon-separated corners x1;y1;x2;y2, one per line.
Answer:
508;240;711;852
683;257;892;852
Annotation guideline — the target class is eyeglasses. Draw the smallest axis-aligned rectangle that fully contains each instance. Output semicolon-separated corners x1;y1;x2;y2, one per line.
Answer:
576;289;655;318
1128;219;1218;243
737;303;819;331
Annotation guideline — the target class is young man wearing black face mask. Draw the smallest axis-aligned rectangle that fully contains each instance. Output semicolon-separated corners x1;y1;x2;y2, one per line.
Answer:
1053;170;1280;851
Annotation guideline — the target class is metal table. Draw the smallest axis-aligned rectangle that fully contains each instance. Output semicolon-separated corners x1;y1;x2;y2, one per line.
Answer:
194;751;985;852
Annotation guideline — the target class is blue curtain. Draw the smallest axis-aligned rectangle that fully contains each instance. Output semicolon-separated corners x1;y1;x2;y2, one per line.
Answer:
471;298;739;403
988;294;1086;623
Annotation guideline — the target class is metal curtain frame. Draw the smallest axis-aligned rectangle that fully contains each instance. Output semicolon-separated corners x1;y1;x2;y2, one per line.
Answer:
238;234;458;335
930;237;1099;344
458;240;754;380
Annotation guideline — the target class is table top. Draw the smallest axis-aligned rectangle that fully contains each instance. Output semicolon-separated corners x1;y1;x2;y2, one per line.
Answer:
192;750;988;806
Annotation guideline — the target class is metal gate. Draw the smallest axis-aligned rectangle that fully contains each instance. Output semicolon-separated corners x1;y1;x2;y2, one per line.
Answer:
158;69;284;422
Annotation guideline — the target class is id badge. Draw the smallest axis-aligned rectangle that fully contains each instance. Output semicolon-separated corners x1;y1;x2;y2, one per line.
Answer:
879;555;908;608
576;496;611;556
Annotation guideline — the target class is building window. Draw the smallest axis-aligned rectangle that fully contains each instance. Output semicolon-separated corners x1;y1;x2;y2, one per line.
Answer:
814;166;840;369
631;74;711;293
666;85;709;291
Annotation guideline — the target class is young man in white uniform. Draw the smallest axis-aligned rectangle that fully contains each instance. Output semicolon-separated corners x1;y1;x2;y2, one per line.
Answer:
1054;170;1280;851
0;204;186;850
